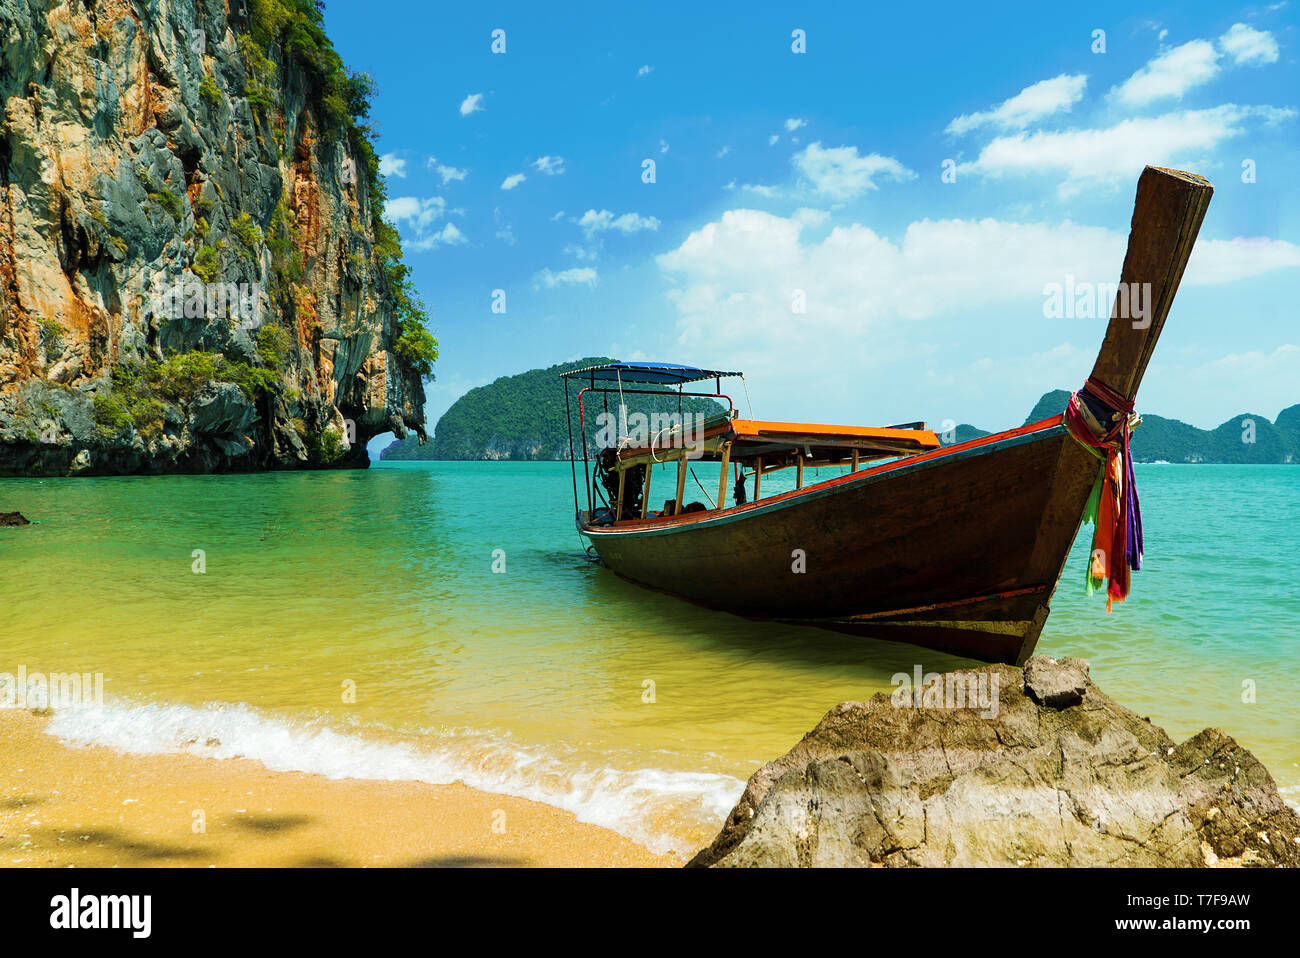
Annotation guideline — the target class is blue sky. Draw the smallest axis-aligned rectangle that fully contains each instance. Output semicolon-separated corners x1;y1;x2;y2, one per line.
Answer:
323;0;1299;447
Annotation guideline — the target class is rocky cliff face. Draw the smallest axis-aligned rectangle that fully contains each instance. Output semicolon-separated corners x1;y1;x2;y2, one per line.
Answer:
0;0;427;476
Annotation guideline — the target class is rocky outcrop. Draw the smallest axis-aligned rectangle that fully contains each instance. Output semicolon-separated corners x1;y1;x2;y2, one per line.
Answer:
690;656;1300;868
0;0;427;476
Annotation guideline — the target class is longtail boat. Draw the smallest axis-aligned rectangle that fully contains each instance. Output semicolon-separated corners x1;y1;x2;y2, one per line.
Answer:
560;167;1213;664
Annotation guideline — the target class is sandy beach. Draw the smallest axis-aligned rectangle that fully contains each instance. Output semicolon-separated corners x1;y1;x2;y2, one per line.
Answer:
0;710;676;868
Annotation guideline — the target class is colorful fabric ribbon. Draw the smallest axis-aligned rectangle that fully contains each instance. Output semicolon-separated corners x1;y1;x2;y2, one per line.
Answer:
1064;377;1143;612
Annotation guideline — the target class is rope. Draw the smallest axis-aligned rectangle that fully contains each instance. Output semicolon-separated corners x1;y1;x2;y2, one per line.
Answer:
740;374;754;418
689;467;715;508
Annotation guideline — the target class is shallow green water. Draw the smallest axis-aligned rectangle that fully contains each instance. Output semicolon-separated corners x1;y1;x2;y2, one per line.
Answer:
1;462;1296;853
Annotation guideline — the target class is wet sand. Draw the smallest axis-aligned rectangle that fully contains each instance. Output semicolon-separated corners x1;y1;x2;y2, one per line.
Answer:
0;710;677;868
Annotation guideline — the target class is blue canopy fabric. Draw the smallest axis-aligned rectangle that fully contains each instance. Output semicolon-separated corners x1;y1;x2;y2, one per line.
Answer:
559;362;743;385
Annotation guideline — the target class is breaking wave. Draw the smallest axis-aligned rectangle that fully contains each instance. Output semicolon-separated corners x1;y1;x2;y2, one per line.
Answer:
42;697;744;856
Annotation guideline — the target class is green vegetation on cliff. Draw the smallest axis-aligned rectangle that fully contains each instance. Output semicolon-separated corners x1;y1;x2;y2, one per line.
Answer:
245;0;437;380
93;352;280;440
383;358;725;461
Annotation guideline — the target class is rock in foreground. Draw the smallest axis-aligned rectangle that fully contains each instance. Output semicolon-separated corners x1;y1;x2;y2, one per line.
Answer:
690;656;1299;867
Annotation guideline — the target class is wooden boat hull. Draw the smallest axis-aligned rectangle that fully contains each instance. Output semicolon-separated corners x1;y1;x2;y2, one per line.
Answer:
580;416;1100;663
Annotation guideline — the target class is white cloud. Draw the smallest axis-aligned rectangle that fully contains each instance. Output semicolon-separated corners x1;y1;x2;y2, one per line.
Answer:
741;183;781;198
659;139;669;154
768;134;780;146
1111;40;1220;106
534;267;598;289
1219;23;1280;66
793;142;916;201
378;153;407;178
1209;343;1300;374
655;207;1300;389
784;117;806;132
385;196;465;251
1145;344;1300;427
1184;236;1300;285
946;74;1088;135
533;155;566;175
550;210;566;221
386;195;446;229
716;146;731;159
577;209;661;236
637;64;653;77
414;222;465;250
958;105;1294;190
459;93;484;116
426;157;468;185
501;173;526;190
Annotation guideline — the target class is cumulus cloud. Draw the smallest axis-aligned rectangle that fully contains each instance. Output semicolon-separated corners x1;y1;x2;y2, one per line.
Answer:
459;93;484;116
533;156;566;175
1146;344;1300;428
958;105;1295;191
637;64;653;77
784;117;806;132
1219;23;1280;65
417;222;465;250
386;196;465;251
793;142;916;201
1183;236;1300;285
426;157;468;185
946;74;1088;135
501;173;526;190
655;207;1300;379
386;195;445;228
1111;40;1221;106
577;209;661;236
534;266;598;289
378;153;407;178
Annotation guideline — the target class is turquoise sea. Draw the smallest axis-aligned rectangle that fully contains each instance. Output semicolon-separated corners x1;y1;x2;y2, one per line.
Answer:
1;461;1296;855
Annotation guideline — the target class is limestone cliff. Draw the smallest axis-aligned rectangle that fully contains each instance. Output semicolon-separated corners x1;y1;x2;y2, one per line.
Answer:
0;0;430;475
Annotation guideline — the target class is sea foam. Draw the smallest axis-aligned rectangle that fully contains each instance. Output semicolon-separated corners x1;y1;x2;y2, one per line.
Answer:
42;697;744;856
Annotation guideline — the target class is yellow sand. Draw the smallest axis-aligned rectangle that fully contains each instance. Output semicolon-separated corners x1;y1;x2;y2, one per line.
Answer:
0;710;677;868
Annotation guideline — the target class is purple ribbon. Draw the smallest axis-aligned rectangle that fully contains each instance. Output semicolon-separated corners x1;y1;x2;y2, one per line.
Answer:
1122;426;1143;571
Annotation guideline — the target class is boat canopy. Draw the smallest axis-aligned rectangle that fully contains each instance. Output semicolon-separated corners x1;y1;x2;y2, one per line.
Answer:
610;412;940;471
559;361;743;385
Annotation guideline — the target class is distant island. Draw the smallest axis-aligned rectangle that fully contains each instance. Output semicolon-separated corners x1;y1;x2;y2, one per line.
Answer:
383;370;1300;465
952;389;1300;464
381;358;723;461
